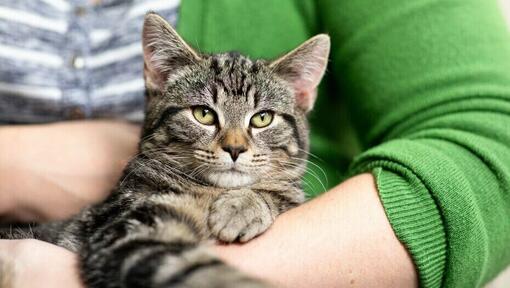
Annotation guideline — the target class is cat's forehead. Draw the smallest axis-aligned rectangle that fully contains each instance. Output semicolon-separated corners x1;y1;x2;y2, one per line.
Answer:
203;53;293;112
209;52;258;73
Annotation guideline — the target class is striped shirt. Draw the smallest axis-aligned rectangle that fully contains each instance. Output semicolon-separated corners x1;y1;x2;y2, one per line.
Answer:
0;0;179;123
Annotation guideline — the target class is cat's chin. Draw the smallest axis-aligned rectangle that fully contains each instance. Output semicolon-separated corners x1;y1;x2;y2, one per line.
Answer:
205;170;256;188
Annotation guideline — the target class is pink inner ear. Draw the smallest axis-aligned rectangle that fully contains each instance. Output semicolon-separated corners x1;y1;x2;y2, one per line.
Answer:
143;45;170;91
295;89;317;113
292;72;321;112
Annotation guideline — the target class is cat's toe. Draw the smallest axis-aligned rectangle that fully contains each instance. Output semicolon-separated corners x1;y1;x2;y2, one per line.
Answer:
218;215;267;243
238;218;266;242
217;218;245;242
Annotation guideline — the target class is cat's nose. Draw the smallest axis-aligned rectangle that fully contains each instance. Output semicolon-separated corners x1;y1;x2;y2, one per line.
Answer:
222;145;247;162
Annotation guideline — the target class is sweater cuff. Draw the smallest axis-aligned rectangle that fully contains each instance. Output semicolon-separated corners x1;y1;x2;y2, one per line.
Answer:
352;164;446;288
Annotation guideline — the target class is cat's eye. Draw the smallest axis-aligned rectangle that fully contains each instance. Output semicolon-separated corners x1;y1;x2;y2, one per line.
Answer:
192;106;217;125
250;111;274;128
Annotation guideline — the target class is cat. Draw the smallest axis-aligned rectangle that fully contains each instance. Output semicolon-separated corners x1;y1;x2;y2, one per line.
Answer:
0;12;330;288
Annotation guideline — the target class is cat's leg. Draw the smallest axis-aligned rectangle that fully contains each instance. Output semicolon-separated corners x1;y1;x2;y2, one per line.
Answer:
0;216;84;252
0;223;41;240
80;193;269;288
208;186;304;243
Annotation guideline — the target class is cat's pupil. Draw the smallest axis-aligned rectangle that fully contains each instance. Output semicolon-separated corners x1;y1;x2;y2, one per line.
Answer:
259;113;266;121
202;109;209;117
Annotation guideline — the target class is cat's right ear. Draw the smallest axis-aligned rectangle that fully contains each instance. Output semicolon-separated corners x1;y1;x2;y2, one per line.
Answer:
142;12;201;91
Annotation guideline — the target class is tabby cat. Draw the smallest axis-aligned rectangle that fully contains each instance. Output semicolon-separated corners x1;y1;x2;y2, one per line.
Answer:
1;13;330;288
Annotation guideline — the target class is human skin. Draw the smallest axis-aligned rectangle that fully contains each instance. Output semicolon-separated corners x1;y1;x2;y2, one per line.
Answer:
0;121;418;287
0;239;82;288
0;121;140;221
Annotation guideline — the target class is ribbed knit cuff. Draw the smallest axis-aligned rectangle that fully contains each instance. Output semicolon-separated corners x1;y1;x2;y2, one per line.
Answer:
351;163;446;288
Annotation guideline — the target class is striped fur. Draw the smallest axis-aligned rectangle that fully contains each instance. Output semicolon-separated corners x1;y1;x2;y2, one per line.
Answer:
0;13;330;287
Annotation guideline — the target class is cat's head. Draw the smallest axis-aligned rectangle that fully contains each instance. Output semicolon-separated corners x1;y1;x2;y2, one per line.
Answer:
140;13;330;188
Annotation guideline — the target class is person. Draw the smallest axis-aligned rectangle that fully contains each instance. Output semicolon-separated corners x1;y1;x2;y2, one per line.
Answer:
1;0;509;287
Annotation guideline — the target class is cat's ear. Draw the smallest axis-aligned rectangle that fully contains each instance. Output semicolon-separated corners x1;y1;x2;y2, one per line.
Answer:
142;12;201;91
270;35;330;112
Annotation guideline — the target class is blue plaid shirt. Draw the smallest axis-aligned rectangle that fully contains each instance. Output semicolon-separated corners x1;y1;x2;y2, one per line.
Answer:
0;0;179;123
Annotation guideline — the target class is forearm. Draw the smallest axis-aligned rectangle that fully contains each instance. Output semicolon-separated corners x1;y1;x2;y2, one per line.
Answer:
213;173;418;287
0;120;140;221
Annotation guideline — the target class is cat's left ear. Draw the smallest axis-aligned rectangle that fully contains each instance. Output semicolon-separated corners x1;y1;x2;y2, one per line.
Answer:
270;35;330;112
142;12;201;91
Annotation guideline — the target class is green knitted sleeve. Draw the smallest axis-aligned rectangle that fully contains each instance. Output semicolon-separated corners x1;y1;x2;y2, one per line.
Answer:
317;0;510;287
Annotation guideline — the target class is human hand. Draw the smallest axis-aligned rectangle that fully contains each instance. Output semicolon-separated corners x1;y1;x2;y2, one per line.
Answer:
0;120;140;221
0;239;83;288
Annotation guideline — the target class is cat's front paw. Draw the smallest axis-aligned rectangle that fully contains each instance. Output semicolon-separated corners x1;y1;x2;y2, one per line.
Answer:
208;189;275;243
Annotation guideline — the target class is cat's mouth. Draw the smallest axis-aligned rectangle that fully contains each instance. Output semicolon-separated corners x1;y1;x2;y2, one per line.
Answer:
205;169;255;188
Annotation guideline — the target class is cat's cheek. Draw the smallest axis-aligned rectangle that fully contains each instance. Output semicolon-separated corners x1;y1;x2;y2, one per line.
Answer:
287;142;299;156
252;120;295;153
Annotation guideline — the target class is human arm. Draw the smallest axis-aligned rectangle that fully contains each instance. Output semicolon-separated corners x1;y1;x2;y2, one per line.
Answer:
0;120;140;221
213;173;418;287
313;0;510;286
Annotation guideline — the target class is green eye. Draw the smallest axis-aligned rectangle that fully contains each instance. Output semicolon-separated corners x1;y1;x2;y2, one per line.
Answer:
192;106;216;125
250;111;274;128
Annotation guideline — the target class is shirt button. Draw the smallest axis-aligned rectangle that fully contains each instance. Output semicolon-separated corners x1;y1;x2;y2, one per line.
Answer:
71;55;85;69
75;6;87;17
69;107;85;120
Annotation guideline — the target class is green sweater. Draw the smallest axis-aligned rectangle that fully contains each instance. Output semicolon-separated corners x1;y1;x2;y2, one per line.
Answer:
177;0;510;287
